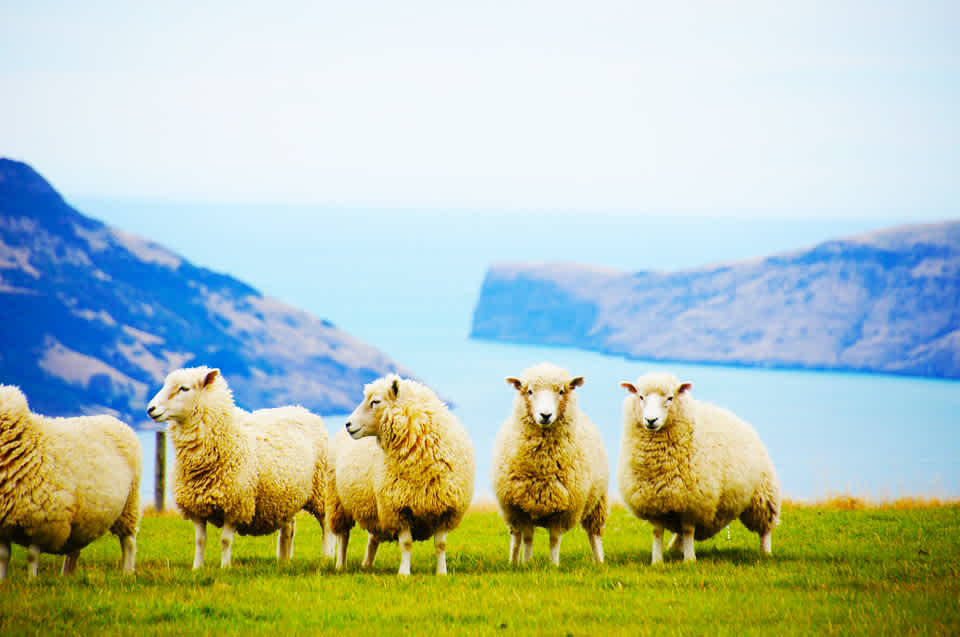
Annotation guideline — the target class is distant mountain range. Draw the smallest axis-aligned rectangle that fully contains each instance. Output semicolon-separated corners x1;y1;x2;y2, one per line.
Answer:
0;158;406;425
471;220;960;379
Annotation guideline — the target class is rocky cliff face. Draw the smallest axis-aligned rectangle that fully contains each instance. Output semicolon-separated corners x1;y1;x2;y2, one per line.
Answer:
471;221;960;379
0;158;406;424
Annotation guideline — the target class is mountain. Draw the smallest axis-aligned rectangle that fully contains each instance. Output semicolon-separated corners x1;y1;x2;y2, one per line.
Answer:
471;221;960;379
0;158;407;424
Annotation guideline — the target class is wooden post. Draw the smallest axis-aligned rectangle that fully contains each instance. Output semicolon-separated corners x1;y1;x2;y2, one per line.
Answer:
154;430;166;512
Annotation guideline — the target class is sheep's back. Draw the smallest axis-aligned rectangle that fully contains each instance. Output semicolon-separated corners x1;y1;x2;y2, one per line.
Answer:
41;415;141;551
692;401;775;501
243;408;317;534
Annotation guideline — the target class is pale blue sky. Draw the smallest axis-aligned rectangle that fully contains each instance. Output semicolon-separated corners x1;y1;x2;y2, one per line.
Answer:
1;1;957;216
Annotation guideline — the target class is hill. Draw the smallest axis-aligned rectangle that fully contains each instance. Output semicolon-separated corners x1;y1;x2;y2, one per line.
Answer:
0;158;406;424
471;220;960;378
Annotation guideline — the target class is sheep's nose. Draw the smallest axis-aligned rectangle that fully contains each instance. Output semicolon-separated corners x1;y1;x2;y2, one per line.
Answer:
645;417;658;426
539;413;552;422
147;405;156;416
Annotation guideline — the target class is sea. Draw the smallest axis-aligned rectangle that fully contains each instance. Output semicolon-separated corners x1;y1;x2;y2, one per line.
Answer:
76;199;960;504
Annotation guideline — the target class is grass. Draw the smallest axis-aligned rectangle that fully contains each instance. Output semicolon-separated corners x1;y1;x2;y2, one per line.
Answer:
1;502;958;635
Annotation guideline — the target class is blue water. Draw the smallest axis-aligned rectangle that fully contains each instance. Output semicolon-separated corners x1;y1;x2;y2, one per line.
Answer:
138;340;960;505
74;200;959;503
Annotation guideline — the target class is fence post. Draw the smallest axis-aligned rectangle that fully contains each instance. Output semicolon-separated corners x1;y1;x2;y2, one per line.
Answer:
154;430;166;512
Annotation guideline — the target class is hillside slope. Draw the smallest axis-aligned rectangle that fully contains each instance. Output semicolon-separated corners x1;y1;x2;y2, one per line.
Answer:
0;158;406;423
471;221;960;378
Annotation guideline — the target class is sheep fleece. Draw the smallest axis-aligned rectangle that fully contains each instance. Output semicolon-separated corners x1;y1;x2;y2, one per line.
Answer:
170;378;326;535
0;385;141;554
618;375;779;539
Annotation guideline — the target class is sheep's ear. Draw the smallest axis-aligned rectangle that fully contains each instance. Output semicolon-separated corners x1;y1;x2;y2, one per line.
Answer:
677;382;693;395
505;377;523;391
570;376;585;390
620;382;638;394
202;368;220;388
390;378;400;399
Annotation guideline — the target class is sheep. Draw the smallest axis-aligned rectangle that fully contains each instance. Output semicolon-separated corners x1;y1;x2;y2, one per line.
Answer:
341;374;475;576
491;363;609;567
0;385;141;579
617;372;780;564
146;366;329;569
323;428;388;571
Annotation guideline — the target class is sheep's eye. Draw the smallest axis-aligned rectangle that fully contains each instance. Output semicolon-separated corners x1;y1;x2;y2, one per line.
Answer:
369;399;380;408
637;395;644;401
666;396;673;403
179;386;190;393
526;389;533;396
558;388;565;395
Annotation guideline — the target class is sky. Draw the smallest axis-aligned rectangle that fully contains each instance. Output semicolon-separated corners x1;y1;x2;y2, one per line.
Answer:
1;1;958;216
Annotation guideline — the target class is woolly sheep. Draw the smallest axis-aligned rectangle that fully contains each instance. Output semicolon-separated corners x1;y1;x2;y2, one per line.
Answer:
323;428;387;571
491;363;609;566
146;366;329;569
0;385;141;579
618;372;780;564
341;374;475;576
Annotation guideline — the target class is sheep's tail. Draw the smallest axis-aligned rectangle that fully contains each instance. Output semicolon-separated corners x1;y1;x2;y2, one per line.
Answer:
111;483;141;539
740;470;781;534
581;491;609;537
111;427;143;539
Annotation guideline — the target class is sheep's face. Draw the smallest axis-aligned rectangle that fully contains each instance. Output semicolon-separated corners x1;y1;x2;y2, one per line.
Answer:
621;379;692;432
507;374;584;428
345;375;399;440
147;367;220;425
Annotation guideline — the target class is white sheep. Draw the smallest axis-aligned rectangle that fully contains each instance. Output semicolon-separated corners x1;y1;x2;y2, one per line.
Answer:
618;372;780;564
323;429;387;571
491;363;609;566
0;385;141;579
339;374;475;576
146;366;329;569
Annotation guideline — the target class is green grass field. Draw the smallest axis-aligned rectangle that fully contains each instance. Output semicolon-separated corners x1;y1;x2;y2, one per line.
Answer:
1;503;958;635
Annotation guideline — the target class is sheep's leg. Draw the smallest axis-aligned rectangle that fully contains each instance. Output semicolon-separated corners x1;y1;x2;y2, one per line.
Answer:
120;533;137;573
278;519;296;561
397;527;413;576
321;519;338;559
665;532;681;554
588;533;604;564
362;535;379;568
681;524;696;562
287;518;296;559
548;527;563;567
651;526;664;564
434;531;448;576
0;542;10;580
521;526;534;564
26;544;41;578
220;521;236;568
761;530;773;555
62;551;80;576
508;529;522;564
335;532;349;571
192;519;206;569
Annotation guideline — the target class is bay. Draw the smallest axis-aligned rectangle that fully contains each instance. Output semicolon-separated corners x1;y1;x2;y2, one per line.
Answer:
74;200;958;505
137;335;960;506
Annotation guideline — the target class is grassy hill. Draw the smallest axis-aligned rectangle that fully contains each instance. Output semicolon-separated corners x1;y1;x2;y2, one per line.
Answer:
2;504;957;635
